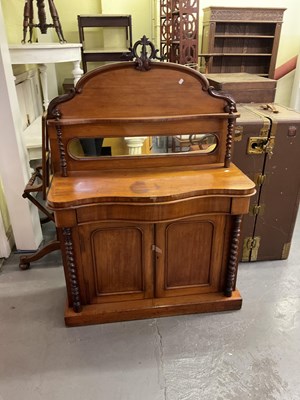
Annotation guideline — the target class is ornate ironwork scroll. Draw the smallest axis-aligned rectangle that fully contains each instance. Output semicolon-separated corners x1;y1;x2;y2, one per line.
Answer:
225;215;242;297
62;228;82;313
22;0;66;43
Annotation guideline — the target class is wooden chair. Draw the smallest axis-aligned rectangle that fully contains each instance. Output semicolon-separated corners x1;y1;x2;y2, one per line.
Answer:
19;115;60;270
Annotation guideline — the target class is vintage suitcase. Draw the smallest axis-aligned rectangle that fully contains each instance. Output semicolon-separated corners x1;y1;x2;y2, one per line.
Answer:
233;103;300;262
206;73;277;103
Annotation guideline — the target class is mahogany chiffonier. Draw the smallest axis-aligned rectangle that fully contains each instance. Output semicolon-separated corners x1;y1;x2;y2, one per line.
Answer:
46;37;255;326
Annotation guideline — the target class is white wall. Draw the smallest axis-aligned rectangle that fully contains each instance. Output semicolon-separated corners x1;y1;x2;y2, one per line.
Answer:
101;0;153;43
290;56;300;111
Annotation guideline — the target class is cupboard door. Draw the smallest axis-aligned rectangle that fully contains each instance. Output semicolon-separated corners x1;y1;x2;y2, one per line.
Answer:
155;215;229;297
78;222;154;304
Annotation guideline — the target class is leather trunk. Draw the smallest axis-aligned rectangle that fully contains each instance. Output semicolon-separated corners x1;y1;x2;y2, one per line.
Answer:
233;103;300;261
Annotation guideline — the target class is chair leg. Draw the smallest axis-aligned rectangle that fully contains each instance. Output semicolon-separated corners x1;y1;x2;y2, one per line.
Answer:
19;239;61;270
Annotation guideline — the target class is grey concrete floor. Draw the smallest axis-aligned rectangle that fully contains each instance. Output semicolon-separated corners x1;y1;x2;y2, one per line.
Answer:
0;216;299;400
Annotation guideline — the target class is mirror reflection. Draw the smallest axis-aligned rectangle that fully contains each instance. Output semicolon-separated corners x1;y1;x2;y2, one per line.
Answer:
68;134;218;159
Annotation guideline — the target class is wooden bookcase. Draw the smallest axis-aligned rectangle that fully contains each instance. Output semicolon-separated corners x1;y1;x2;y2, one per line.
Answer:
200;7;286;78
77;15;133;73
160;0;199;65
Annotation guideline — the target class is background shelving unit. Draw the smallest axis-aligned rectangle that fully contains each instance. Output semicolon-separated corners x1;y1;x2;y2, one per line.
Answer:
200;7;286;78
160;0;199;65
78;15;133;73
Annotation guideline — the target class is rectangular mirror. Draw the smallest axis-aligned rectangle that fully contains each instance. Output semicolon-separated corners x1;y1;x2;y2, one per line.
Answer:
68;134;218;159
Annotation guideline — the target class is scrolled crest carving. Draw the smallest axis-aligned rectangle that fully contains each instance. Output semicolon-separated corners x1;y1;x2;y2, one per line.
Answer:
128;36;164;71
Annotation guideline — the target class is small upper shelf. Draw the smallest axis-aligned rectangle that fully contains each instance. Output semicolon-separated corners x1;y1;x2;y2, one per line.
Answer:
77;14;133;73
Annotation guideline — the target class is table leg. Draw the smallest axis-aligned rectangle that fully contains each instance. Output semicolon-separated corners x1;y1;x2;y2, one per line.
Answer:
72;60;83;85
124;137;148;155
38;63;49;110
